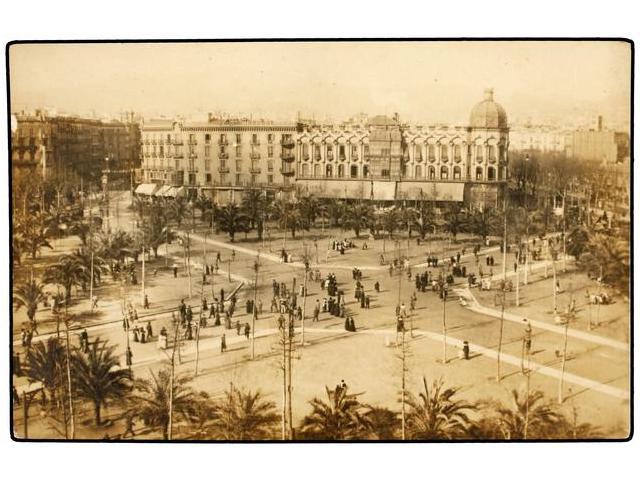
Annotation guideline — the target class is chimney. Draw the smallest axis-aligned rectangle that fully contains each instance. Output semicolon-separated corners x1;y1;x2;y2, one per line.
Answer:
597;115;603;131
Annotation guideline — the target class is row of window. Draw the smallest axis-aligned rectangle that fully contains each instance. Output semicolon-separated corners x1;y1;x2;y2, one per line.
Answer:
298;164;501;181
144;132;292;145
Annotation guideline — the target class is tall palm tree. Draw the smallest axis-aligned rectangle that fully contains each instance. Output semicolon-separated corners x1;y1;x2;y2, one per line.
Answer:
133;369;199;440
414;201;437;239
241;189;269;239
71;338;132;426
13;278;47;330
324;198;346;228
204;385;280;440
68;220;92;246
578;233;630;294
43;254;89;301
381;208;401;239
299;385;370;440
491;388;563;440
71;247;107;289
298;195;321;229
405;377;477;440
24;337;66;403
342;203;374;238
398;205;419;238
15;213;53;259
216;203;250;242
271;199;306;239
141;213;177;258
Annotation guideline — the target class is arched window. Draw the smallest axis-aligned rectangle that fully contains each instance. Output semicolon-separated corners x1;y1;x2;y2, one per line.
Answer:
476;145;484;161
313;164;321;177
454;144;462;161
453;166;462;180
363;165;369;178
440;166;449;180
428;166;436;179
350;165;358;178
326;164;333;177
488;166;496;181
440;144;448;161
301;163;309;177
415;165;422;179
488;145;496;162
498;165;504;180
337;164;345;178
415;145;423;161
475;166;483;180
428;144;436;161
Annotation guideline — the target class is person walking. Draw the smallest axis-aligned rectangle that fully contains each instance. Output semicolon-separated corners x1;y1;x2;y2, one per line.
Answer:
125;347;133;367
144;294;150;310
244;323;250;340
173;265;178;278
146;321;153;340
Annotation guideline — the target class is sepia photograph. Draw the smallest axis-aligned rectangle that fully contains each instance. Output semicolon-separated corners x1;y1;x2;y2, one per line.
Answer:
7;39;632;442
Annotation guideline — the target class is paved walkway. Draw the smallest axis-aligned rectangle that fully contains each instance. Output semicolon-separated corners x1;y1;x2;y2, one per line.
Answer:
454;287;629;352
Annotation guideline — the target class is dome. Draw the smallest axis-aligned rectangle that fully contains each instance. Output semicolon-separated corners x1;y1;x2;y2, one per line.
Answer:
368;115;398;127
469;88;507;129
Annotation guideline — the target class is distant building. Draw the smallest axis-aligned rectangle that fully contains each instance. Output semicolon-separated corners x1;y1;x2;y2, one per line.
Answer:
566;126;629;164
10;111;141;182
137;89;510;209
508;125;568;154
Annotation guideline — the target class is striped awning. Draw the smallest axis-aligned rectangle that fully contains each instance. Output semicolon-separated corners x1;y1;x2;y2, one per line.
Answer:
155;185;172;197
134;183;159;196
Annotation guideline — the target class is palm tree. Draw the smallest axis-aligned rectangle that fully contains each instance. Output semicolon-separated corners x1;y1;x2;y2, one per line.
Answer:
491;388;563;440
398;205;419;238
468;207;501;245
43;254;89;301
204;385;280;440
443;204;466;242
405;377;477;439
68;220;92;246
24;337;66;403
381;208;401;239
13;278;47;330
324;198;346;228
167;197;190;229
142;213;177;258
342;203;374;238
216;203;250;242
364;406;400;440
71;338;132;426
566;225;590;258
299;385;370;440
15;213;54;259
241;189;269;240
578;233;629;294
71;248;107;289
298;195;321;229
192;194;213;221
133;369;200;440
414;201;437;239
271;199;306;239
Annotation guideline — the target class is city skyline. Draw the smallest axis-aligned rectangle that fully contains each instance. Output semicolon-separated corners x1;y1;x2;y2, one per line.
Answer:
9;41;631;128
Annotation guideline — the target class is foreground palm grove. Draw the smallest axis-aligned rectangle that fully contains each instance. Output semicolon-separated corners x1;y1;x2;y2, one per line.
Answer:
11;152;629;440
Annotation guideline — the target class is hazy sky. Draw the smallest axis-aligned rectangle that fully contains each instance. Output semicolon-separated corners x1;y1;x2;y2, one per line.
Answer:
9;41;631;124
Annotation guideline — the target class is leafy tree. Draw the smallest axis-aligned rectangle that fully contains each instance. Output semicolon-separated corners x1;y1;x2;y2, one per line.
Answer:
13;278;47;330
204;385;280;440
68;220;92;246
381;209;401;239
167;197;190;229
566;226;590;258
298;195;321;229
71;338;132;425
299;385;370;440
15;212;53;259
271;199;306;239
216;203;250;242
405;377;477;440
43;254;89;301
398;206;419;238
578;234;629;295
133;369;200;440
324;198;346;228
414;201;437;239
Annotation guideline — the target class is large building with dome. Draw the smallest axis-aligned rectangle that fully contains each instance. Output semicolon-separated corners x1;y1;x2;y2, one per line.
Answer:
136;89;509;209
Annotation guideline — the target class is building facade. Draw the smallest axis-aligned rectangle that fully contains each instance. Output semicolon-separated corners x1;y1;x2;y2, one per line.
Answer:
508;125;569;154
138;89;510;208
11;111;141;182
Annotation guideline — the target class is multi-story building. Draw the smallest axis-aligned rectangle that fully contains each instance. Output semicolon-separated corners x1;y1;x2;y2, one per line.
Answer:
10;111;141;182
566;127;630;164
508;124;569;154
139;117;298;203
137;89;510;209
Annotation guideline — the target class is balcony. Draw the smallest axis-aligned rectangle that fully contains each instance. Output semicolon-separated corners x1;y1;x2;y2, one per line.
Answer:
314;154;322;161
303;153;310;161
280;168;295;177
187;167;198;173
218;166;230;173
189;139;197;145
219;152;229;159
326;152;334;161
251;141;261;147
189;151;198;158
339;155;346;162
250;152;261;160
281;152;295;162
250;166;262;174
218;139;229;146
352;153;358;160
174;153;184;159
281;138;295;149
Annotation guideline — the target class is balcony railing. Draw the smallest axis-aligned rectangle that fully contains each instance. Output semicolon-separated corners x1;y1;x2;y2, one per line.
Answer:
250;166;262;174
218;139;229;146
174;153;184;159
251;141;261;146
189;139;197;145
326;152;334;161
219;152;229;159
218;166;230;173
281;139;295;149
339;155;346;162
280;168;295;176
250;152;261;160
281;152;295;162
